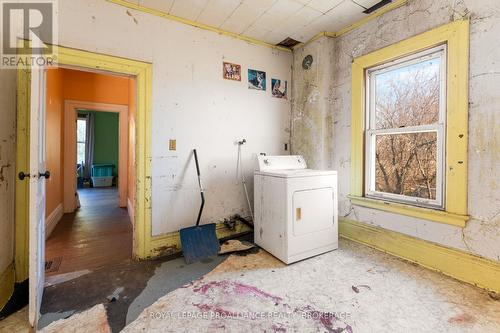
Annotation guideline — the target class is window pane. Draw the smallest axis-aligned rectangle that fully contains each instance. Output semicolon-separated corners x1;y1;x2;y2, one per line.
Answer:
77;119;87;142
375;132;437;199
374;57;441;129
77;142;86;165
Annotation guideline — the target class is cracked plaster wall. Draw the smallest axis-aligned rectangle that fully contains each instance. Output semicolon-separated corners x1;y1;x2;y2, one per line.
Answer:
291;0;500;261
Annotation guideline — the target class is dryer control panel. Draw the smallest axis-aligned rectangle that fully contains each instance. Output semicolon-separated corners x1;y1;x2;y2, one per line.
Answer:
255;155;307;172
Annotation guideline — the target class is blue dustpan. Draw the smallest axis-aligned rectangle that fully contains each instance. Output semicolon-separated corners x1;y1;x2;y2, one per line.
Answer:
180;149;220;264
180;223;219;264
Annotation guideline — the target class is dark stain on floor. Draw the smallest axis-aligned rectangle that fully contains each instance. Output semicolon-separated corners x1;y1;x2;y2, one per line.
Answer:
41;232;255;332
41;256;170;332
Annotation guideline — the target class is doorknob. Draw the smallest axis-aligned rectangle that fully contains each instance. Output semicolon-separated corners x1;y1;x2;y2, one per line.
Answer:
18;172;30;180
38;171;51;179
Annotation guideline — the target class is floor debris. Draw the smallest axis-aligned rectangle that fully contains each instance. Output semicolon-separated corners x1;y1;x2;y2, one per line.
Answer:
207;248;284;276
41;258;165;332
351;285;371;293
218;240;256;255
39;304;111;333
0;307;29;333
44;269;92;287
38;310;75;329
125;255;226;326
488;292;500;301
107;287;125;303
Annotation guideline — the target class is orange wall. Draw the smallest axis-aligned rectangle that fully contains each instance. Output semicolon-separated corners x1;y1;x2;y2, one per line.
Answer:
45;69;64;219
45;68;132;220
62;69;130;105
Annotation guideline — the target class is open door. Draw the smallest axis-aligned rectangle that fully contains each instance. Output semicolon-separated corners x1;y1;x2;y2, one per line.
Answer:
27;66;48;327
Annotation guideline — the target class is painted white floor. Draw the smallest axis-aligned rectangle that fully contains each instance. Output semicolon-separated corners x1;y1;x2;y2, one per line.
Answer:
123;239;500;333
6;239;499;332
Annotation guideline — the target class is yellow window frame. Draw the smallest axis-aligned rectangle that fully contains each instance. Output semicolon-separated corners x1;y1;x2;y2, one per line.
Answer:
350;20;470;227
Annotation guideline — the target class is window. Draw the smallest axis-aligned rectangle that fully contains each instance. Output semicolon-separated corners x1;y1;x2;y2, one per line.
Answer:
350;20;469;227
77;117;87;165
365;46;446;208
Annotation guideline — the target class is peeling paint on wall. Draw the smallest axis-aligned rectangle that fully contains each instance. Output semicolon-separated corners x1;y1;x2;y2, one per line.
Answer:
291;0;500;261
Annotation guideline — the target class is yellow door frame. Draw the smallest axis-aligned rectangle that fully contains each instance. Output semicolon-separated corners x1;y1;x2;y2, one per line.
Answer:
15;45;153;282
15;44;253;283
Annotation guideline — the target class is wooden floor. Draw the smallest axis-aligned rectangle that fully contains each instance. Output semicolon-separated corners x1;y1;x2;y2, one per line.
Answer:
45;187;132;276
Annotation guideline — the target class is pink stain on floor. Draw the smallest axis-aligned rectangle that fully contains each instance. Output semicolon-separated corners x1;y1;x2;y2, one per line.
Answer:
295;305;353;333
193;280;283;304
232;281;283;304
271;323;287;332
191;279;352;332
192;303;238;318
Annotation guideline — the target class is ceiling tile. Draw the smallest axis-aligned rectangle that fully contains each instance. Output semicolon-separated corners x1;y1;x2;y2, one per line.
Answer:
244;25;274;41
294;12;343;39
244;0;304;32
272;5;323;41
266;30;294;45
139;0;175;13
169;0;211;20
220;0;277;34
196;0;243;27
132;0;388;44
291;0;312;5
306;0;344;14
289;24;322;42
351;0;381;9
327;0;365;26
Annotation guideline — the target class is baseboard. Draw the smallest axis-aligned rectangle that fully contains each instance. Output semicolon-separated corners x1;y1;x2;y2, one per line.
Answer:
46;203;64;239
127;198;135;226
339;218;500;293
0;263;14;312
147;220;253;258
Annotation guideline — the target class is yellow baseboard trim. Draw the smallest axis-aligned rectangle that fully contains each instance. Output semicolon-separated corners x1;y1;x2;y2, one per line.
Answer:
0;263;15;311
145;221;252;259
339;218;500;292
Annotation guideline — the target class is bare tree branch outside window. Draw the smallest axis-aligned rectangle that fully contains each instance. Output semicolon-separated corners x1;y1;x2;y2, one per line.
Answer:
369;55;442;201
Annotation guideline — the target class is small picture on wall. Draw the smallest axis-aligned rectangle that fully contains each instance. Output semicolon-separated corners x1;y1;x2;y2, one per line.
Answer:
248;69;266;91
271;79;287;99
223;62;241;81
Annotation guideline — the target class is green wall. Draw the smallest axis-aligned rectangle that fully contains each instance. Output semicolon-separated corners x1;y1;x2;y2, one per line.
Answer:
80;111;119;176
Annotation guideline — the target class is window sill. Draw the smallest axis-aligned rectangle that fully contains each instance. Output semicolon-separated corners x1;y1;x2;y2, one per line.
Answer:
348;195;469;228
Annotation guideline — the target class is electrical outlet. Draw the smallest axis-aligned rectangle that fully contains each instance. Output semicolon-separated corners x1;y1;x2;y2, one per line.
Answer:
169;139;176;151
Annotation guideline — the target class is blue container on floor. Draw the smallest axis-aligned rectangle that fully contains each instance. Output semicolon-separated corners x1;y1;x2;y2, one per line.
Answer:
91;164;114;177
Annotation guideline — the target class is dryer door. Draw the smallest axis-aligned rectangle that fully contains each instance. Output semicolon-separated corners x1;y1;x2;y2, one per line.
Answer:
292;187;334;236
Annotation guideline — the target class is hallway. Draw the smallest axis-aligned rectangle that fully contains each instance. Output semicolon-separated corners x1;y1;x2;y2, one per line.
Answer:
45;188;132;277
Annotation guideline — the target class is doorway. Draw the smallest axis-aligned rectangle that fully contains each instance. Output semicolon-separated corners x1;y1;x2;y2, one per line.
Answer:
44;66;133;278
15;45;152;328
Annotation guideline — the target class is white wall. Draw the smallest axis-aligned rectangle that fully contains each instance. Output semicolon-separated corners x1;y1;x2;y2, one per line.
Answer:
56;0;291;235
291;0;500;261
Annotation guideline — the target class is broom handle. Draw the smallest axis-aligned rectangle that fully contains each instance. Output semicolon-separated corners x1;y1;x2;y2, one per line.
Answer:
194;149;205;226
